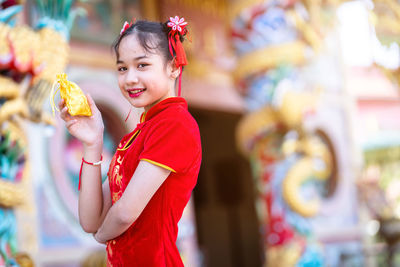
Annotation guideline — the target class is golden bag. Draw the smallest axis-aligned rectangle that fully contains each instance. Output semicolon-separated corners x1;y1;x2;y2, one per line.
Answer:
50;73;92;116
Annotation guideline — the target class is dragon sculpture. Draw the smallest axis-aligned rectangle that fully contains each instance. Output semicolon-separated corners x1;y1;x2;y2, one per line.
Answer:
0;0;83;265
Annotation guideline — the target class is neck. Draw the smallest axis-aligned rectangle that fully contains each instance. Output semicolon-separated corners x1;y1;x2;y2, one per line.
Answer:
144;92;176;112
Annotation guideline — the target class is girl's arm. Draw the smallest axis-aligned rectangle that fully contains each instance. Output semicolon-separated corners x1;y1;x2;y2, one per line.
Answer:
78;165;112;232
59;95;110;232
93;160;171;243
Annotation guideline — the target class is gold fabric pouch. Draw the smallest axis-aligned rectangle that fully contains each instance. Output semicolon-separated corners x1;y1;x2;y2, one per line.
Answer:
50;73;92;116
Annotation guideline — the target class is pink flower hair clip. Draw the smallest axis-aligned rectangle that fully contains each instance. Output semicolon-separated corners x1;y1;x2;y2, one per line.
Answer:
167;16;188;33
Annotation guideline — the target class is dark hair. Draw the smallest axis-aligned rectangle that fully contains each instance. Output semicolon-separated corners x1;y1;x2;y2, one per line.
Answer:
112;20;186;64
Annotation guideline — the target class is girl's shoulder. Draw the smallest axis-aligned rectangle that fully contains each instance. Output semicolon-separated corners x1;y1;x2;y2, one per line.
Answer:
153;102;198;129
147;106;200;143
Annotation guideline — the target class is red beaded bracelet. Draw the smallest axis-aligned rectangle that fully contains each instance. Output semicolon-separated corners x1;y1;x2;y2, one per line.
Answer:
78;155;103;191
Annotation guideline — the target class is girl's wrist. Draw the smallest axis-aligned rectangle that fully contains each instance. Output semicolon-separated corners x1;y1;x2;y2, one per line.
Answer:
83;142;103;150
83;137;104;150
83;140;103;162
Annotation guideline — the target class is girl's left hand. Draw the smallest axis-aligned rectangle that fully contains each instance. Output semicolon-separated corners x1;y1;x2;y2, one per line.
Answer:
93;232;107;244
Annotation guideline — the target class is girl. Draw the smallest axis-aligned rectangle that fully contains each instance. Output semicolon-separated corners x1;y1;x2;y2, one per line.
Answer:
59;17;202;266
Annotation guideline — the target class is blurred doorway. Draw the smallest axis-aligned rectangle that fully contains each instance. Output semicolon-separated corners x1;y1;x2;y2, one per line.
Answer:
190;108;262;267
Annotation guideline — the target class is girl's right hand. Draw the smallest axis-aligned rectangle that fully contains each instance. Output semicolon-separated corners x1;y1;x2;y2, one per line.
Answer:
59;94;104;148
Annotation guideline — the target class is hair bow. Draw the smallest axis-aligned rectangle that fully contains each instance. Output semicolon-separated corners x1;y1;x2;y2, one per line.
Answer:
120;21;132;35
167;16;188;96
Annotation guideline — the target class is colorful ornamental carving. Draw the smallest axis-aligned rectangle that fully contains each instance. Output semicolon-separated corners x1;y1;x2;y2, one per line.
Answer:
0;1;81;265
371;0;400;87
231;0;339;266
0;3;74;124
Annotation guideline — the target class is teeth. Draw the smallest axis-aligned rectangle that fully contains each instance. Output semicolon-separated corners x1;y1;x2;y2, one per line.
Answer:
129;89;144;93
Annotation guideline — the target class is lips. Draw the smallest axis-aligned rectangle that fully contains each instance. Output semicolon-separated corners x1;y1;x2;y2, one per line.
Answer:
127;88;146;98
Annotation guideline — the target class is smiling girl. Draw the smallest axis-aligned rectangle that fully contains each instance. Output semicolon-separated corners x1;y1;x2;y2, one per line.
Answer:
59;17;202;266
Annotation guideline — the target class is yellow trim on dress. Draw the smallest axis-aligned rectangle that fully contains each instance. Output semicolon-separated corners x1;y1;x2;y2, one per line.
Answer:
117;130;140;151
118;113;146;151
140;158;176;173
141;112;146;122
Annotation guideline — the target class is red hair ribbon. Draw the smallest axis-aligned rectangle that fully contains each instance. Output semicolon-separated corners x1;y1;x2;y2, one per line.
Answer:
120;19;136;35
120;21;130;35
167;16;188;96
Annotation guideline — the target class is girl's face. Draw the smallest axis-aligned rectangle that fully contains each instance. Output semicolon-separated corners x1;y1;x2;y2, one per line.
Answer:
117;34;179;112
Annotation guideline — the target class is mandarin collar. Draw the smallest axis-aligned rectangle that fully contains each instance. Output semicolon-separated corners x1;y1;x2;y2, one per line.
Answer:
140;97;187;122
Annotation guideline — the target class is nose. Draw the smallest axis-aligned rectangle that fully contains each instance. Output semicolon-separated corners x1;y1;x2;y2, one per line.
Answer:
125;69;139;85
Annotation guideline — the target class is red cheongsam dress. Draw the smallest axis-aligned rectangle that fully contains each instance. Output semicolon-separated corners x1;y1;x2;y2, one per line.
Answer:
106;97;202;266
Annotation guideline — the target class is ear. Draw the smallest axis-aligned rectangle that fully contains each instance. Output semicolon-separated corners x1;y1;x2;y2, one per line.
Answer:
167;58;181;79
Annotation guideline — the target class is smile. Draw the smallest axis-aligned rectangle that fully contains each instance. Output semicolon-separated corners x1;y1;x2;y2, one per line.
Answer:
127;88;146;98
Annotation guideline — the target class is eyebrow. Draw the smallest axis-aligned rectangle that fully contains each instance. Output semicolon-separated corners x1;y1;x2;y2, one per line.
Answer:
116;55;148;64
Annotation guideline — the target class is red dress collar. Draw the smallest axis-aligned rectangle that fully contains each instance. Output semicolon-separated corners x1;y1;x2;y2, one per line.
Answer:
140;97;187;122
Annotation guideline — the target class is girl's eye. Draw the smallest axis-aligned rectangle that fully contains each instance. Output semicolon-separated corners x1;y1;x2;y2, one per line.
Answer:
118;66;127;72
138;63;148;69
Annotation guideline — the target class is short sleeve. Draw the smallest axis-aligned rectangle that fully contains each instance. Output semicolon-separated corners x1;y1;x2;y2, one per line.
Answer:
139;118;200;174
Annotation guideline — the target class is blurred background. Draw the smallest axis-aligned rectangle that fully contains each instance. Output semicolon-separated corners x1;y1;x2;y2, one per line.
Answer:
1;0;400;266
